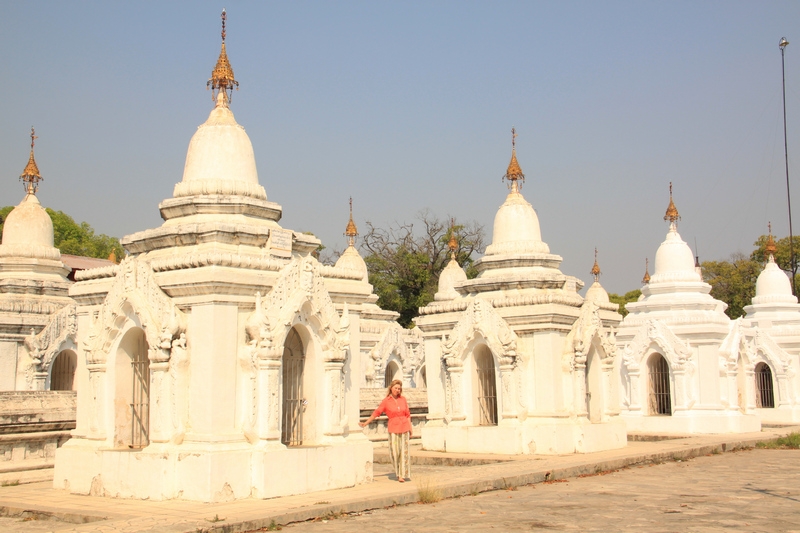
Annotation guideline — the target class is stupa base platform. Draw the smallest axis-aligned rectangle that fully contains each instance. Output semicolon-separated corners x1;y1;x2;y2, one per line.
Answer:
53;437;373;502
421;417;627;455
621;411;760;434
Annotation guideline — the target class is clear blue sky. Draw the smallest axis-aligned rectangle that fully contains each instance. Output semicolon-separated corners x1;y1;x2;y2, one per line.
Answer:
2;1;799;294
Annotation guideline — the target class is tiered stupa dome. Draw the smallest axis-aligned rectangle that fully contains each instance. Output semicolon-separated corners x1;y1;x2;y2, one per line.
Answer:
623;183;727;323
484;133;549;257
174;92;266;200
453;129;583;298
584;250;610;305
0;129;70;283
335;198;369;282
753;231;796;305
435;226;467;301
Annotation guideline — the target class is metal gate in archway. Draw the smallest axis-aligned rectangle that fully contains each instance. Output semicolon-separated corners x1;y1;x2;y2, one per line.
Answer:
130;334;150;449
648;354;671;416
475;348;498;426
755;363;775;408
281;329;305;446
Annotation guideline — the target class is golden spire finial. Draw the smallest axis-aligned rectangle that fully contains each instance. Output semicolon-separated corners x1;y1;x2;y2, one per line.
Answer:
448;218;458;260
591;247;601;282
502;127;525;193
207;8;239;106
20;127;43;195
344;197;358;246
664;181;680;224
765;221;777;259
642;258;651;284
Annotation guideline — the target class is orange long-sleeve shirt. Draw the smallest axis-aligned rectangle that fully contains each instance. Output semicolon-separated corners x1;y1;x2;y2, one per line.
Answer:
371;395;412;434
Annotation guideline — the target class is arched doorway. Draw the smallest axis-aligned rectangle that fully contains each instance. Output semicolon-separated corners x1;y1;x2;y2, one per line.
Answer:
755;362;775;408
384;360;401;388
417;364;427;389
115;328;149;449
474;345;497;426
282;328;306;446
50;350;77;391
647;353;671;416
585;347;603;423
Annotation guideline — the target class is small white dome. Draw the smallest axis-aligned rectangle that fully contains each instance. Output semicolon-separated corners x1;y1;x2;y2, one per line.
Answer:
0;194;61;261
753;257;795;302
652;224;700;282
335;245;369;282
435;258;467;301
585;281;610;305
485;191;550;256
175;94;266;200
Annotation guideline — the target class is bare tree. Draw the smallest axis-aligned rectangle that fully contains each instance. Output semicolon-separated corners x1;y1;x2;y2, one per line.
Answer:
361;210;485;327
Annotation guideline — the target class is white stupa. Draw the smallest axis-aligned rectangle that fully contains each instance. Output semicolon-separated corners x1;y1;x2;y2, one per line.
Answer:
0;129;76;391
740;228;800;423
54;11;395;502
416;130;625;455
616;184;758;433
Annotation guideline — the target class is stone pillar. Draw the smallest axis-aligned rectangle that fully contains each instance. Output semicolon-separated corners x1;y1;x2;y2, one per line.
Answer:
185;303;241;442
86;363;107;441
626;367;642;414
499;362;518;421
147;347;171;444
324;358;345;438
573;356;588;417
256;355;282;442
448;365;465;421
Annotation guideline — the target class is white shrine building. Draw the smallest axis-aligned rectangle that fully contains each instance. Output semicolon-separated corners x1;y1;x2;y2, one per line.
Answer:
415;133;626;455
617;186;760;433
53;14;394;502
738;229;800;423
0;130;78;392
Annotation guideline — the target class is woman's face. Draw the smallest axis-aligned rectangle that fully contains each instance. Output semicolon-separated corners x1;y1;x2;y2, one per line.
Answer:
391;384;402;397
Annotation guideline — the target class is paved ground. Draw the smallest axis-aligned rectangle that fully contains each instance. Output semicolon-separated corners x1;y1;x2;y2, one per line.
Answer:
278;449;800;533
0;428;796;533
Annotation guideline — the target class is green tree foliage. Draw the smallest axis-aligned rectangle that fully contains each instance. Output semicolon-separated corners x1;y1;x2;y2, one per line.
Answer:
0;206;124;261
362;211;485;328
702;252;761;319
607;290;641;317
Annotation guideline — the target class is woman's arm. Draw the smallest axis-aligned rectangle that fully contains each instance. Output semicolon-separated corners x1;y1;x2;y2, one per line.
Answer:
359;398;387;428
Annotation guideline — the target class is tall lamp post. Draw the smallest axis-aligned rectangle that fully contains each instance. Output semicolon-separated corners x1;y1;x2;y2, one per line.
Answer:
780;37;796;296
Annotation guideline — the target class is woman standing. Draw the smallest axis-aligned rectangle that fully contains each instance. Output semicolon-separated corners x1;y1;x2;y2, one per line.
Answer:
360;379;411;482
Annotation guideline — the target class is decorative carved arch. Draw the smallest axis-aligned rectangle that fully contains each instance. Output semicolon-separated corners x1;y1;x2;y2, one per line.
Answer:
246;256;350;363
621;319;691;372
441;299;518;367
24;304;77;375
745;330;791;376
83;257;186;365
369;324;423;386
564;300;617;370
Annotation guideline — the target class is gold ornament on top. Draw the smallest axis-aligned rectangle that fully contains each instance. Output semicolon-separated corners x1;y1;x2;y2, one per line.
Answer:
20;127;43;195
344;197;358;247
448;218;458;260
502;127;525;192
765;222;777;259
207;9;239;104
642;258;651;284
664;182;680;223
591;248;601;282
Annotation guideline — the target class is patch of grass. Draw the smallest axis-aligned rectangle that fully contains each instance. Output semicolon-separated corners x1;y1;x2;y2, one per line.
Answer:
314;501;331;505
756;432;800;450
266;519;282;531
205;514;226;523
1;480;19;487
417;478;442;504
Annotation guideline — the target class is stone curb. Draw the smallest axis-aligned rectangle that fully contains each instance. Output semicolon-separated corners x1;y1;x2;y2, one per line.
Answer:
196;429;795;533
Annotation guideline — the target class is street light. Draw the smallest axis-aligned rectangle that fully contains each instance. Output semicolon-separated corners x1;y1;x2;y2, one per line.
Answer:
780;37;795;295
